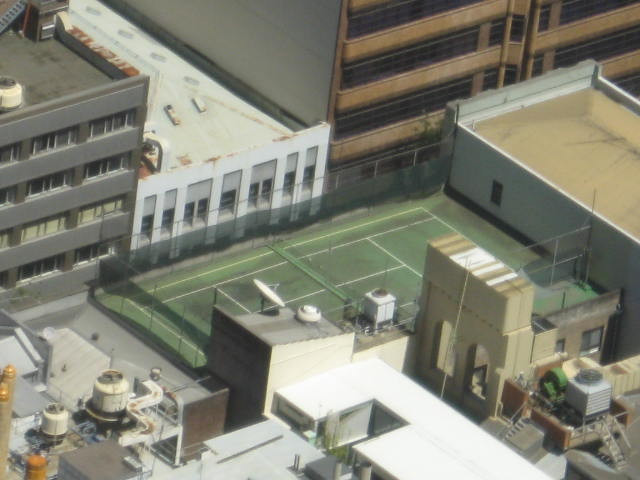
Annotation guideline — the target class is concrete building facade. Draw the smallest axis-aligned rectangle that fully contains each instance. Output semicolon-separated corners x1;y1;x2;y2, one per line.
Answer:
443;61;640;358
102;0;640;169
0;18;147;298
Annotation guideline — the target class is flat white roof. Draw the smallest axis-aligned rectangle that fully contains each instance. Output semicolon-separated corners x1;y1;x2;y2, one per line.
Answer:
276;360;550;479
68;0;292;172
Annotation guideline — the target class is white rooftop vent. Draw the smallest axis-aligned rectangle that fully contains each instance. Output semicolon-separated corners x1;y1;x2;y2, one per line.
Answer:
565;369;612;419
296;305;321;323
0;76;23;112
363;288;396;328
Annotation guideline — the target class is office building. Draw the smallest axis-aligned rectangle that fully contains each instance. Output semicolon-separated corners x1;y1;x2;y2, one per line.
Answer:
102;0;640;169
0;2;148;299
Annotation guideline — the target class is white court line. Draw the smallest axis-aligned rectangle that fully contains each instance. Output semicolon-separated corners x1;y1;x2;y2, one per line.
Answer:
126;299;202;353
150;206;428;294
159;218;432;306
217;287;251;313
367;238;422;278
419;206;461;236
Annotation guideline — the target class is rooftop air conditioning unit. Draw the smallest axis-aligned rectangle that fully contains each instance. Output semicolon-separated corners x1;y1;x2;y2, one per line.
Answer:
0;76;23;112
363;288;396;329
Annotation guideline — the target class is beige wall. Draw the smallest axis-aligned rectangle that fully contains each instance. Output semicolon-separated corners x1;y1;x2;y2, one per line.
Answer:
264;333;355;415
415;234;535;418
352;332;414;373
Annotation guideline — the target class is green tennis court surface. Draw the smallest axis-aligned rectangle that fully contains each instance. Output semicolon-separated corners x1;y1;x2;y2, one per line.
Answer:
97;193;591;367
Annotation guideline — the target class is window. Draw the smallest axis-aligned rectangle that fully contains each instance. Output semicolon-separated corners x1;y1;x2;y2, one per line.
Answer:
0;229;10;249
538;4;551;31
74;242;115;264
84;154;127;179
510;15;525;42
141;214;154;238
490;180;503;206
32;127;77;155
183;201;195;224
302;165;315;190
161;208;175;232
0;186;16;206
559;0;640;27
555;339;565;353
78;196;124;224
89;110;135;137
488;19;505;46
220;190;236;214
196;198;208;219
580;327;603;355
261;178;272;203
248;182;259;207
0;143;20;163
21;213;68;242
26;170;72;197
18;254;64;280
0;270;7;288
283;171;295;196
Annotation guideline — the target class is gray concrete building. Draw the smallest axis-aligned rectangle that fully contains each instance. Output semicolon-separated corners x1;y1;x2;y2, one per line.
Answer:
0;12;148;300
443;61;640;359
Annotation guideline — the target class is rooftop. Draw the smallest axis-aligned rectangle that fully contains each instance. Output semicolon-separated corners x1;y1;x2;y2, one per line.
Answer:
472;84;640;244
231;307;346;347
68;0;295;172
276;359;550;480
0;29;110;105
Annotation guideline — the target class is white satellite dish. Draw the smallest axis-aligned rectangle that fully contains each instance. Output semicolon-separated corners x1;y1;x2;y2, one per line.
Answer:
253;279;285;309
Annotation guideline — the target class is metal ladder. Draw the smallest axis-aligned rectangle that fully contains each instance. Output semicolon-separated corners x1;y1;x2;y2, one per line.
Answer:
0;0;27;35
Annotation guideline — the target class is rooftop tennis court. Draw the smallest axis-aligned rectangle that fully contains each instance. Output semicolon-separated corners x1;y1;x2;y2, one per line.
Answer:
96;193;597;367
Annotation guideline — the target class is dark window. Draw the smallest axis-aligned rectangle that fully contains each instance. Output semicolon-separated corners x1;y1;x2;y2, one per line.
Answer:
248;182;259;206
483;68;500;91
555;339;565;353
161;208;174;232
303;165;316;190
335;75;473;138
0;143;20;163
196;198;208;219
283;171;295;195
18;254;64;280
347;0;484;38
504;65;519;85
510;15;525;41
490;180;503;206
538;4;551;31
220;190;236;213
74;242;114;264
580;327;603;355
32;127;77;155
342;25;479;88
26;170;72;197
0;270;7;288
84;154;126;179
90;110;135;137
560;0;640;26
261;178;273;202
554;25;640;69
183;201;195;224
141;214;154;237
0;186;16;206
488;19;505;46
532;54;544;77
612;71;640;97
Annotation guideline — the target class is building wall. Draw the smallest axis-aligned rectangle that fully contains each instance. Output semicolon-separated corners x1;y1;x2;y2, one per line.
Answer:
181;388;229;461
0;76;147;294
265;332;354;415
131;124;330;250
447;101;640;358
352;332;414;373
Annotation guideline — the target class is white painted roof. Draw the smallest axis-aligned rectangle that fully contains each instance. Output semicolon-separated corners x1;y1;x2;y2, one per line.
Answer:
276;359;550;479
68;0;292;172
451;246;518;287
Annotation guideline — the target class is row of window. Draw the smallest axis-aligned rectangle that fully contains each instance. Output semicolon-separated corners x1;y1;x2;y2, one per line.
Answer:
0;109;134;165
0;153;128;208
0;196;125;249
539;0;640;32
347;0;484;38
335;74;474;138
0;241;117;286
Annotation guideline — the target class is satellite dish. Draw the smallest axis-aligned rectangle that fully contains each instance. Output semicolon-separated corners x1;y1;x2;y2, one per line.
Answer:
41;327;57;341
253;279;285;309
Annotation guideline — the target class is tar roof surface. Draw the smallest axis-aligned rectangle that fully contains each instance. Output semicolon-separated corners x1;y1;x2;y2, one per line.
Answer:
475;88;640;243
0;29;110;105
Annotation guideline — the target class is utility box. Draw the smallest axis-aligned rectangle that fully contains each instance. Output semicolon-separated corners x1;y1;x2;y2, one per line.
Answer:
363;288;396;329
565;369;612;420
